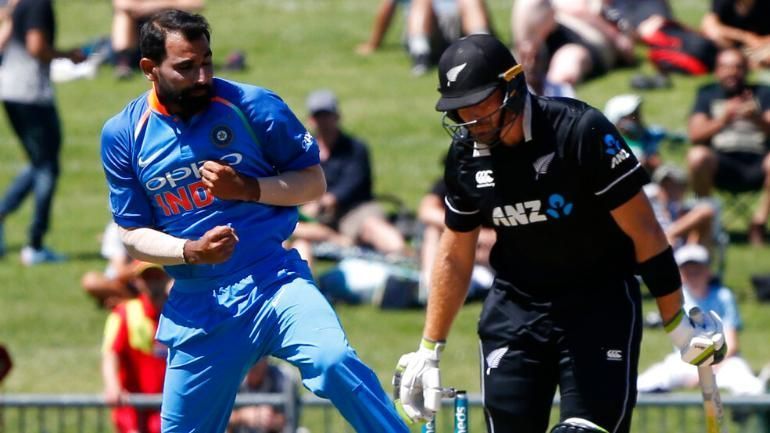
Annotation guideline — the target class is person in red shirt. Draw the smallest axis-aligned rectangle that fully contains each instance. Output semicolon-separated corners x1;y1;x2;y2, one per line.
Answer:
101;260;171;433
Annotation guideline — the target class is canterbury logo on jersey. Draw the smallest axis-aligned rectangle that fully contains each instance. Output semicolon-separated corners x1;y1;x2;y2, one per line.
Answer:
144;152;243;216
475;170;495;188
492;194;573;227
606;349;623;361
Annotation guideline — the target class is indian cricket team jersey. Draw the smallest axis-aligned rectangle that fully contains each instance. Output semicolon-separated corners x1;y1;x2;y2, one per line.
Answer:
101;78;320;284
444;94;650;294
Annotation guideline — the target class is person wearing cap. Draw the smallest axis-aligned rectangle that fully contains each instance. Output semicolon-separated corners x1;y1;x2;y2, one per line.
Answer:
638;244;765;395
604;94;663;173
302;89;407;256
644;164;719;249
394;33;726;433
100;11;409;433
687;47;770;246
101;260;171;433
82;221;139;309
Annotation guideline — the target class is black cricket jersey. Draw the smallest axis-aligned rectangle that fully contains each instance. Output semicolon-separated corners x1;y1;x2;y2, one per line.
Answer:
444;95;650;296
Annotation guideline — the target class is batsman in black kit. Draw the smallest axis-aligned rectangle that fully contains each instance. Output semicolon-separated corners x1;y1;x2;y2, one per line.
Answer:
393;34;728;433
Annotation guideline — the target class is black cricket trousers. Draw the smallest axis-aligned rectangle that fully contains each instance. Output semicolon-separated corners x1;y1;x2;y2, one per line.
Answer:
477;277;642;433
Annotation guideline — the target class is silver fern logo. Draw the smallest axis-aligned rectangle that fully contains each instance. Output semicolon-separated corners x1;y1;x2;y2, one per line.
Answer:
446;63;467;87
533;152;555;180
486;346;508;375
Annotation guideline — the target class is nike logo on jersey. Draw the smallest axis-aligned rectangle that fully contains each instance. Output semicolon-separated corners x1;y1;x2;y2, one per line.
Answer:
137;149;164;168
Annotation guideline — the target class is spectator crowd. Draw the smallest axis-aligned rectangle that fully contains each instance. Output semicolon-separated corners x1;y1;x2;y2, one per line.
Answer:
2;0;770;432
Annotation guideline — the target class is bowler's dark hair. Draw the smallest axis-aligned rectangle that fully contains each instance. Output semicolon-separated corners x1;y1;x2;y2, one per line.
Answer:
140;9;211;63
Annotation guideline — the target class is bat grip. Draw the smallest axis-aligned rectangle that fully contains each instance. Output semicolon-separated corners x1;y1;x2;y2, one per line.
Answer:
698;365;717;393
698;365;727;433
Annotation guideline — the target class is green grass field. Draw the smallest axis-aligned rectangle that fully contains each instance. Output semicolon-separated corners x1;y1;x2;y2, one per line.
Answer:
1;0;770;431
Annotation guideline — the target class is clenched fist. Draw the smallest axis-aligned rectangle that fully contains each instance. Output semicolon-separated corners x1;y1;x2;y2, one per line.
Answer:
200;160;261;202
183;225;239;264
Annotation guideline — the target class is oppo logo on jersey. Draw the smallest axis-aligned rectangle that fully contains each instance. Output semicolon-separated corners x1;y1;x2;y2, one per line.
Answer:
144;152;243;191
145;152;243;217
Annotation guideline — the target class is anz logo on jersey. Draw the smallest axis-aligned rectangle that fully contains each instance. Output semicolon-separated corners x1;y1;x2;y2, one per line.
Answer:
604;134;630;169
145;152;244;216
492;194;573;227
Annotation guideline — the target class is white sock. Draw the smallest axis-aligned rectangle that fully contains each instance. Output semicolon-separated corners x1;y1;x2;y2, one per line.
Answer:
408;34;430;56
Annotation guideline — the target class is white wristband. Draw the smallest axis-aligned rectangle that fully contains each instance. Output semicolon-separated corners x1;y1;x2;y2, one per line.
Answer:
118;226;187;265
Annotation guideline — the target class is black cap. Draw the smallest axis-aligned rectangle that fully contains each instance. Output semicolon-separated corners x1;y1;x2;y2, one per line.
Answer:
436;34;518;112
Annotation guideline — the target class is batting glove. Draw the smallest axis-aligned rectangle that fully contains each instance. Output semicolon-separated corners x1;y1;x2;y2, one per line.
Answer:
392;338;444;425
666;307;726;366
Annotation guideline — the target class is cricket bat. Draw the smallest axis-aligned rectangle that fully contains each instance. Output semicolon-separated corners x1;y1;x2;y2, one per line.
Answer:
698;364;727;433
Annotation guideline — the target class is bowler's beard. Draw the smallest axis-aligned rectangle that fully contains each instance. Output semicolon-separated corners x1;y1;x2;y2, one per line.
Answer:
156;78;213;118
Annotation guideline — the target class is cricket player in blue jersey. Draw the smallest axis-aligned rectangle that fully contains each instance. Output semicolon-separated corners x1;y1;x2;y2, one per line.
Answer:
100;9;409;433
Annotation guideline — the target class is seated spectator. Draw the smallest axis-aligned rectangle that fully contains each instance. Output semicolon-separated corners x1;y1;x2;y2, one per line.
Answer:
519;43;575;98
638;244;765;395
512;0;635;92
604;94;663;173
686;48;770;246
287;213;353;270
356;0;491;76
228;358;294;433
302;89;407;256
101;261;171;433
82;221;137;309
418;176;495;303
644;164;719;249
110;0;204;79
603;0;716;84
701;0;770;69
355;0;399;56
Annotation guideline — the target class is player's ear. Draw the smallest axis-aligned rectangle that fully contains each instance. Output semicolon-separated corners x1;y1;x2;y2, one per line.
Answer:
139;58;158;82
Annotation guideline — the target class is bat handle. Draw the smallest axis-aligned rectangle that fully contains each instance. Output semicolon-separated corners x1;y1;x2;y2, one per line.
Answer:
698;365;728;433
698;365;717;394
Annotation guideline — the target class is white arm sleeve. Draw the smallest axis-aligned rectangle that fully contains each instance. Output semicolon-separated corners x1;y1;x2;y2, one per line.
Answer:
117;226;187;265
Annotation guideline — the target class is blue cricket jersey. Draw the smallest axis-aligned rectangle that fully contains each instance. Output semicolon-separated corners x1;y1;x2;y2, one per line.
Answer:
101;78;320;288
